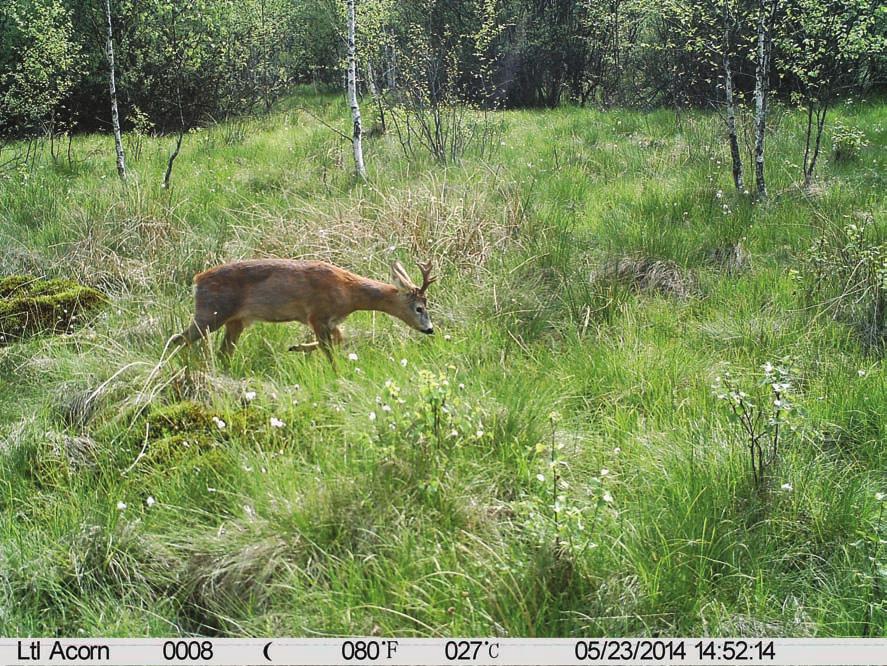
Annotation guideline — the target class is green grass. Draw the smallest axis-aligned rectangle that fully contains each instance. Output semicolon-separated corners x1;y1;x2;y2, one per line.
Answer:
0;89;884;636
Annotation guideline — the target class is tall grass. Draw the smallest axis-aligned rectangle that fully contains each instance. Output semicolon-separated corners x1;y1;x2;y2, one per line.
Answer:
0;89;884;636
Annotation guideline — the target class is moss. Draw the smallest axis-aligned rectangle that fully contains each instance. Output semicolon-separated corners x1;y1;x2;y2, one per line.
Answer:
148;401;217;439
129;401;219;467
143;433;217;466
0;274;105;344
116;400;266;470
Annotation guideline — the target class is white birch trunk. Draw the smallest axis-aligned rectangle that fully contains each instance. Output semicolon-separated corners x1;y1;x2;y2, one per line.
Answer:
722;1;744;192
753;0;774;199
724;63;744;191
104;0;126;180
366;60;378;99
346;0;366;179
384;40;397;90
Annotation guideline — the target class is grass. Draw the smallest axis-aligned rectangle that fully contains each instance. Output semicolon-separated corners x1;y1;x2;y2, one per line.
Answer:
0;88;884;636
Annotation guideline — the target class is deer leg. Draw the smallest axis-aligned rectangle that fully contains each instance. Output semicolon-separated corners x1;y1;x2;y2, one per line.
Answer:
289;325;342;356
173;312;224;346
220;318;245;356
289;341;320;353
319;342;336;366
305;319;338;366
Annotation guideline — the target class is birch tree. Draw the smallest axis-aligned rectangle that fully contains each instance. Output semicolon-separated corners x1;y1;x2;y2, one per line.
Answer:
777;0;882;189
345;0;366;179
104;0;126;179
752;0;777;198
660;0;748;192
721;0;743;191
160;0;189;190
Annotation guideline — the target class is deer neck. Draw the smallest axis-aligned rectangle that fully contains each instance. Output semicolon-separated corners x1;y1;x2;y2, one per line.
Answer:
351;278;402;317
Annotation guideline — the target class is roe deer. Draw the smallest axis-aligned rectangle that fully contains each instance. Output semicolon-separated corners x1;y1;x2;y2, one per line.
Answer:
172;259;436;362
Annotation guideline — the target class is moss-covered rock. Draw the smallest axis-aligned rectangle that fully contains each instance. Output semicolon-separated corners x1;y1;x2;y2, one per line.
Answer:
117;400;267;469
148;400;218;440
0;274;105;343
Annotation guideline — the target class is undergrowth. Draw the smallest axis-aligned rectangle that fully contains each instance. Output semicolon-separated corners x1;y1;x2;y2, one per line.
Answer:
0;91;884;636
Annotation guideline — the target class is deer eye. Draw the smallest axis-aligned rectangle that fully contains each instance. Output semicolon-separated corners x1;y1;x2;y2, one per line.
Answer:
416;306;425;314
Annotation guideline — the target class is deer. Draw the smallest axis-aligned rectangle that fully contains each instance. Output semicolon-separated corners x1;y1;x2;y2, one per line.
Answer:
171;258;436;363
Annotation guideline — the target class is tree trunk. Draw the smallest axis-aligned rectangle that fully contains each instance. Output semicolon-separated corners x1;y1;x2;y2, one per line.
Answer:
753;0;775;199
722;1;744;191
803;103;827;189
366;60;385;133
384;39;397;91
104;0;126;180
163;8;186;189
260;0;273;113
346;0;366;179
163;130;184;189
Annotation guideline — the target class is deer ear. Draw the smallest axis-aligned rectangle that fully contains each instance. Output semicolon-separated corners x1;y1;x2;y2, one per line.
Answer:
390;261;416;291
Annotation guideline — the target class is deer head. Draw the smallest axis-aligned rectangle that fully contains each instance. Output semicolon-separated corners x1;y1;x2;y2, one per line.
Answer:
389;260;437;334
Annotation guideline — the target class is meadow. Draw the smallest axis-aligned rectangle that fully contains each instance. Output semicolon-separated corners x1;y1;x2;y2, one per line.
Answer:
0;90;884;636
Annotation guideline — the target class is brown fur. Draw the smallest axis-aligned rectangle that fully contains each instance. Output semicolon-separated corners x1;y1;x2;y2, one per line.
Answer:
173;259;435;361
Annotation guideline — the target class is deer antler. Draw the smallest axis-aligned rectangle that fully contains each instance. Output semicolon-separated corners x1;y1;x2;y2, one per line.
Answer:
416;260;437;294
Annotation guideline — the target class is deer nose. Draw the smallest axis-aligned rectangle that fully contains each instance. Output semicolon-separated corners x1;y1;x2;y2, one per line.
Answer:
423;327;434;335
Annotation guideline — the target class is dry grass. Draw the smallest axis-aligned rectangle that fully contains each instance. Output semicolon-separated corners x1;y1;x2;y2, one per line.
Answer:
594;255;695;298
228;171;523;279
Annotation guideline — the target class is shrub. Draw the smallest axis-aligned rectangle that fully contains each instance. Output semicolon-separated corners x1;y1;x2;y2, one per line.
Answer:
798;216;886;347
831;123;868;162
366;367;490;507
711;361;799;487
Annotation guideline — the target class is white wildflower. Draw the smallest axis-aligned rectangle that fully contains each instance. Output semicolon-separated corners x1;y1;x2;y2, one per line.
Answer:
400;358;408;367
602;492;614;503
536;473;545;482
876;492;885;502
382;404;392;413
145;496;156;508
270;417;285;428
348;352;358;361
600;468;610;477
368;411;377;421
781;483;793;492
858;369;866;377
243;390;256;401
116;501;127;511
212;416;226;430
